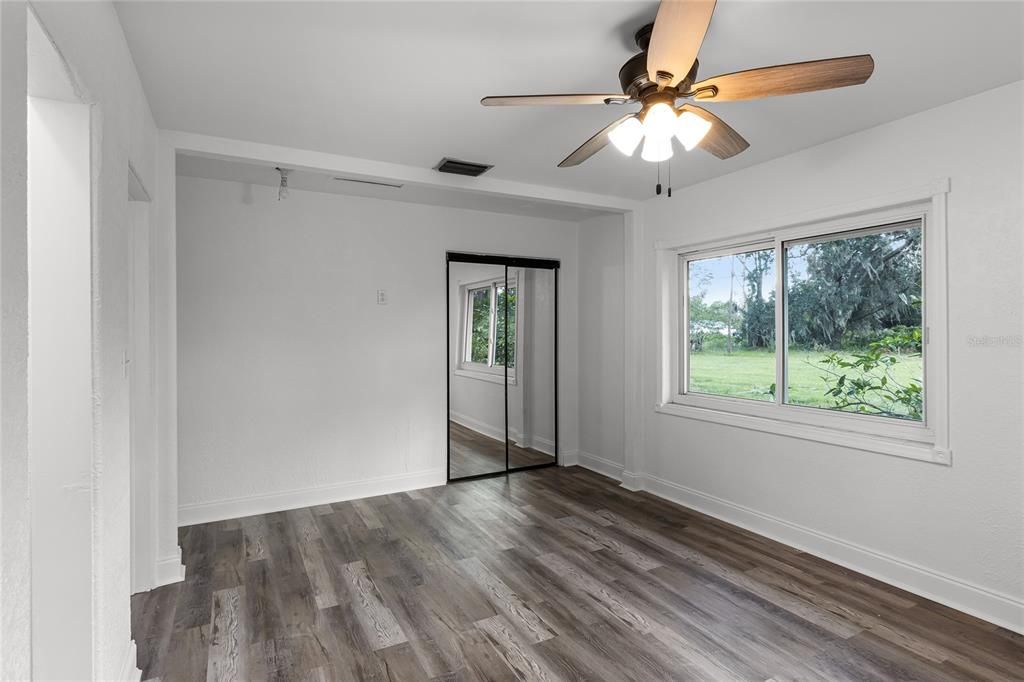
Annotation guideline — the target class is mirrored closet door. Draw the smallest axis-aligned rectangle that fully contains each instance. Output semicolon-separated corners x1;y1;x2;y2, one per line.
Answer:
447;253;559;482
506;266;556;472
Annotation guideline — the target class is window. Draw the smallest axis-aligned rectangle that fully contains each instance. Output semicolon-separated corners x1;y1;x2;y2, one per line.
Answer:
660;181;951;464
686;247;776;402
460;277;517;378
784;223;922;420
681;220;922;422
467;286;491;364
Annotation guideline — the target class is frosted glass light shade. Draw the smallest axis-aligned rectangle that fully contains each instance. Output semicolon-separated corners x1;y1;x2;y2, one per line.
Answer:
641;135;673;162
642;102;677;140
608;116;644;156
675;110;712;151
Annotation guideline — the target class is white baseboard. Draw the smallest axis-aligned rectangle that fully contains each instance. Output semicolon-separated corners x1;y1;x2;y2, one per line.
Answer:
641;472;1024;635
178;469;446;526
450;411;506;444
576;450;625;481
619;470;644;491
117;639;141;682
529;434;556;457
154;548;186;587
450;411;556;456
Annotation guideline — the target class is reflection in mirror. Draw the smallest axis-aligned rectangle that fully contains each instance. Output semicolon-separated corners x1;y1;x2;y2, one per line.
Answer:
448;262;508;479
508;267;556;470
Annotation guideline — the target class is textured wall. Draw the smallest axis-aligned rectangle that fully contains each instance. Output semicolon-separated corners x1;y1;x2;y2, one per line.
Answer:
176;176;580;517
577;213;626;473
639;82;1023;626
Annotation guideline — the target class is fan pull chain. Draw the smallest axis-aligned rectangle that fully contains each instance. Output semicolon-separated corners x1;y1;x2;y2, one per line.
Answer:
656;162;662;196
668;159;672;198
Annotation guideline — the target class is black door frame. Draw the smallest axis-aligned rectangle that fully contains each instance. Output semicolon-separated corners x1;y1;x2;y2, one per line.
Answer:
446;251;560;483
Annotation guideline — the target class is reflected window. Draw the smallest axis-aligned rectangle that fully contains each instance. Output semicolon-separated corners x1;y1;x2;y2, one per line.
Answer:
461;276;518;375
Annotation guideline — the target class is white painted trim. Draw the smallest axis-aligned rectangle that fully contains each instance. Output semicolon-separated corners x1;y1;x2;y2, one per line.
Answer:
641;472;1024;635
153;133;183;585
453;368;507;385
619;471;644;492
153;549;186;588
529;434;556;458
576;450;625;481
163;129;640;214
653;402;950;465
178;469;446;526
450;410;506;444
117;639;141;682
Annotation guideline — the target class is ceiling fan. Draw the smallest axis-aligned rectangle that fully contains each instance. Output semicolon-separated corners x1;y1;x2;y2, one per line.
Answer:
481;0;874;168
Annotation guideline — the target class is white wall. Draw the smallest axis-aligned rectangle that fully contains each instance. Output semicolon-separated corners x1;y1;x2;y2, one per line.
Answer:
518;267;557;453
176;176;580;522
636;82;1023;631
130;197;157;595
577;214;626;477
27;95;92;681
0;4;31;679
23;2;159;678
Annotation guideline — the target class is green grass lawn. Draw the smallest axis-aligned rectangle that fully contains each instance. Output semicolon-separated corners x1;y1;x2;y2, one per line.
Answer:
689;348;923;418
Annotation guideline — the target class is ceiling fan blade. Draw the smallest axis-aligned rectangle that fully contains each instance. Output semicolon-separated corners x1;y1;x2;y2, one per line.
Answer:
558;115;634;167
647;0;717;89
678;104;749;159
690;54;874;102
481;94;631;106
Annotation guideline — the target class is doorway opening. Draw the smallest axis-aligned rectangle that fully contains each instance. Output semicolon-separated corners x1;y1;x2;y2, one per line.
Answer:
447;252;559;482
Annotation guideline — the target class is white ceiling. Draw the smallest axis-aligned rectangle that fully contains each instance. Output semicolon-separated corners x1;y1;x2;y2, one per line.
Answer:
118;1;1023;201
176;153;618;222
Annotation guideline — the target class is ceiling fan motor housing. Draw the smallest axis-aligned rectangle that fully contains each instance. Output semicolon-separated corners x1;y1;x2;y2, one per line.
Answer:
619;23;699;102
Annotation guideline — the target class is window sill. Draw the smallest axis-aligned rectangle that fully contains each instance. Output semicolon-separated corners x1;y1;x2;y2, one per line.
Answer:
654;401;951;466
454;368;517;386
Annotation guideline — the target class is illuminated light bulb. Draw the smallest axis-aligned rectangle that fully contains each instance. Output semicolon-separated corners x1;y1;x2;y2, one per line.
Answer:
642;102;678;140
675;110;712;151
608;116;644;156
641;134;674;162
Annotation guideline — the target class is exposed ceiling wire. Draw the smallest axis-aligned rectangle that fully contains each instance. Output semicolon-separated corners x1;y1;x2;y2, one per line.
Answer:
275;166;292;200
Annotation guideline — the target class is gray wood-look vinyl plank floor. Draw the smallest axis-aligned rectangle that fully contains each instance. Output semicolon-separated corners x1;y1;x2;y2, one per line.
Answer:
132;467;1024;681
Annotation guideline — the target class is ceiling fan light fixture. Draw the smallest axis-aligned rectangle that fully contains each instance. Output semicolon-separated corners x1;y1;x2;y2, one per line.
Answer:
480;0;875;172
675;110;712;151
641;134;673;163
642;102;677;141
608;116;644;156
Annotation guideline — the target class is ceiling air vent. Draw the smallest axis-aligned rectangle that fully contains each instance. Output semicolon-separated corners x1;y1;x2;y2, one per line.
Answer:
435;158;493;177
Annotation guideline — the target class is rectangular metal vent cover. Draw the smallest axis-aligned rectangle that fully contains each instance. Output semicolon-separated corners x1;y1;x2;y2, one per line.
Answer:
435;158;493;177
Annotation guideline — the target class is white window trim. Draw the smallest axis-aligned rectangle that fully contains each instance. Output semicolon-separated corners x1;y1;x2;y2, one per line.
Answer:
654;179;951;465
457;275;519;385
